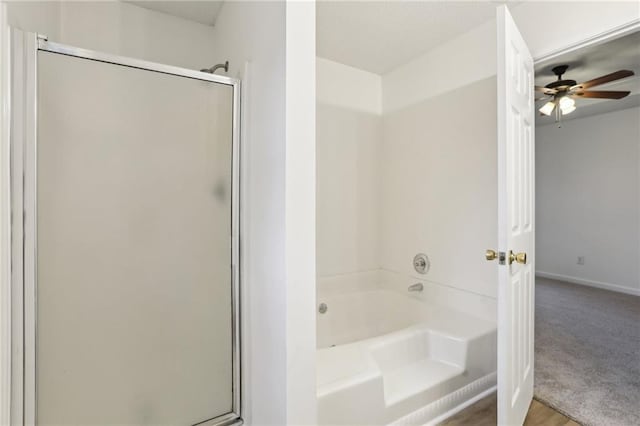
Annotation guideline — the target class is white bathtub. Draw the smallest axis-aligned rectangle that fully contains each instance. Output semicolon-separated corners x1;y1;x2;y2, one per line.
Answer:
317;278;496;425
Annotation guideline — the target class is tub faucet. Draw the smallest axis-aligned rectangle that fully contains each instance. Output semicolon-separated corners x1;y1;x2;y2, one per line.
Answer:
408;283;424;292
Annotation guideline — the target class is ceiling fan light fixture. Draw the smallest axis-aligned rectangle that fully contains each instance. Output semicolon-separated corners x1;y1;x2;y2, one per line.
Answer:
559;96;575;109
536;66;633;123
539;101;555;116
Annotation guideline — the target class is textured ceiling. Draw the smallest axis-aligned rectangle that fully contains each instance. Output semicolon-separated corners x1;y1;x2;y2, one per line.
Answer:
126;1;224;26
535;31;640;125
317;1;510;74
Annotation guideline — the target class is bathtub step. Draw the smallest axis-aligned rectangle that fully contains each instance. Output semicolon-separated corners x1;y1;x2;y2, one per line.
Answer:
382;359;464;406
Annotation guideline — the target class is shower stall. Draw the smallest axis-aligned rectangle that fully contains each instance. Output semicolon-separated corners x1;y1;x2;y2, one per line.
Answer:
8;28;240;426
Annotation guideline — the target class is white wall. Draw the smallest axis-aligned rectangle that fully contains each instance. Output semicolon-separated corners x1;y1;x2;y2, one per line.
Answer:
206;3;287;423
317;57;381;115
346;14;501;304
316;59;498;328
285;2;316;424
4;1;59;40
380;77;498;299
375;1;639;303
383;2;640;114
209;2;317;424
6;1;220;69
0;4;10;425
536;107;640;295
382;19;496;114
317;62;497;315
316;58;382;279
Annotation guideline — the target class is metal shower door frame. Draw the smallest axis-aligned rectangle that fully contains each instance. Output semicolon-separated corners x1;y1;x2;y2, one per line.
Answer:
9;28;242;426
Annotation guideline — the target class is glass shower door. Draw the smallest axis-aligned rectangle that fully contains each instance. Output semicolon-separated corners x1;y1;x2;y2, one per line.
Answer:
34;47;237;425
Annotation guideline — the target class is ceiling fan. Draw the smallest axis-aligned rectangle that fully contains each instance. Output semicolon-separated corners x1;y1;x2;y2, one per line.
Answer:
535;65;634;119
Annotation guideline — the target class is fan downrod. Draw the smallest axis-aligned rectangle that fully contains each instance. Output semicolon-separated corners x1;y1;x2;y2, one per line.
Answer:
551;65;569;79
546;64;576;90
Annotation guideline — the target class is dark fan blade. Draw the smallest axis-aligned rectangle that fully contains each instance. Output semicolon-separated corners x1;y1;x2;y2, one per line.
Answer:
573;90;631;99
572;70;634;90
535;86;557;94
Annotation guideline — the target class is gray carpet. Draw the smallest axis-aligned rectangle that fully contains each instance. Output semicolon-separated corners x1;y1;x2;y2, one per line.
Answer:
535;277;640;426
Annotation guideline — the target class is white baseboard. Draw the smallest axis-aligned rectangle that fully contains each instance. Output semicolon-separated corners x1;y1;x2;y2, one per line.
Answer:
536;271;640;297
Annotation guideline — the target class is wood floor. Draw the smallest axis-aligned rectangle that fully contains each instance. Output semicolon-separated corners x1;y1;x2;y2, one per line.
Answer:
441;393;580;426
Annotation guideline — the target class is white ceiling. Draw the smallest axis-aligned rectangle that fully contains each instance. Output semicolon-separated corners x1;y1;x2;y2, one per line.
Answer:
126;1;511;75
317;1;510;75
122;1;638;123
535;31;640;125
126;1;224;27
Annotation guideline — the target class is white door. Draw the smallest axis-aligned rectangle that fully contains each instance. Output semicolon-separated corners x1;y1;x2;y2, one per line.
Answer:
495;5;535;425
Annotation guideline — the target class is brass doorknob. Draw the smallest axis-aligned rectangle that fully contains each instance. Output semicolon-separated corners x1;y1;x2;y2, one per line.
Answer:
485;249;498;261
509;251;527;265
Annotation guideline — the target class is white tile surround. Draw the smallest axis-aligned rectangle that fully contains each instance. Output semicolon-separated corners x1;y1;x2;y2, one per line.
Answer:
380;77;498;299
316;103;381;277
316;56;498;426
317;58;498;301
317;270;496;327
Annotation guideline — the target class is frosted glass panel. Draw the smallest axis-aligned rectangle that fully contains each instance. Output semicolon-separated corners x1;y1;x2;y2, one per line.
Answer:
36;51;234;425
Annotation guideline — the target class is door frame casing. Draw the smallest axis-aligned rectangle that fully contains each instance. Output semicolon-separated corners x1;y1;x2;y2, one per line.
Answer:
7;28;242;426
533;19;640;64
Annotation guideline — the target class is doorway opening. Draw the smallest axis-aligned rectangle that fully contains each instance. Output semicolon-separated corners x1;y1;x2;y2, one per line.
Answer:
532;29;640;426
431;16;639;426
